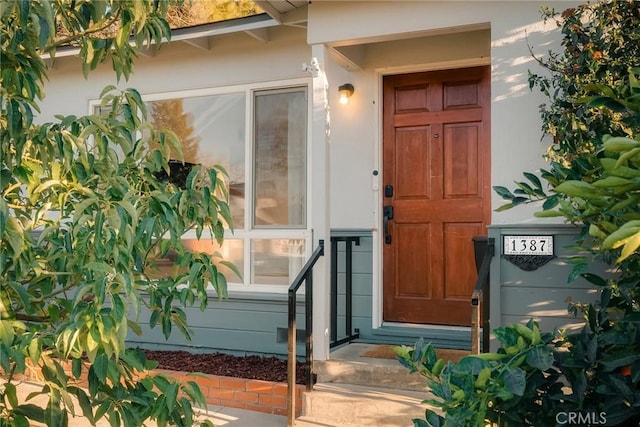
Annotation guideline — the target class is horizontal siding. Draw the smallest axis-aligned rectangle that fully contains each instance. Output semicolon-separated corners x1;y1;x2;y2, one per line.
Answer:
500;257;608;289
128;231;377;357
330;231;473;348
331;232;375;343
501;315;587;334
127;298;309;357
128;327;307;357
490;224;610;342
500;287;598;317
128;228;480;355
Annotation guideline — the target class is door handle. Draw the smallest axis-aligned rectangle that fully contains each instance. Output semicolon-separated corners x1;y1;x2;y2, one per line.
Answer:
383;205;394;244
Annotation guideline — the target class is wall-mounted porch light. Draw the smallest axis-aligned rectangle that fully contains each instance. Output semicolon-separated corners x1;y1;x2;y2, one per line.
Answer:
338;83;354;105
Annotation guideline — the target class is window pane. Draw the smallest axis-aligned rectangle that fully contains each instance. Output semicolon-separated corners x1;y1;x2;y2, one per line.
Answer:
254;89;306;227
251;239;305;285
183;238;244;283
154;239;244;283
149;93;246;228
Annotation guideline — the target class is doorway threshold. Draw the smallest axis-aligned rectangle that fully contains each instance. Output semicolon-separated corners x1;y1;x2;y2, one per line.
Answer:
371;323;472;350
382;322;471;332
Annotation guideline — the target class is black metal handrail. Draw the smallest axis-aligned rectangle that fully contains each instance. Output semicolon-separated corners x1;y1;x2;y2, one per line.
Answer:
471;237;495;354
287;240;324;426
330;236;361;348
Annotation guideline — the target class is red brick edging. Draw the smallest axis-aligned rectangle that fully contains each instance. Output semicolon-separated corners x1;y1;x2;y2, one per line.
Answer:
19;366;304;418
158;369;304;417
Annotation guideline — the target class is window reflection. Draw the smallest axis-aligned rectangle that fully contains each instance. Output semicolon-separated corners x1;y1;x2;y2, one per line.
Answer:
251;239;305;285
254;89;306;228
148;94;246;228
143;85;309;289
152;239;244;283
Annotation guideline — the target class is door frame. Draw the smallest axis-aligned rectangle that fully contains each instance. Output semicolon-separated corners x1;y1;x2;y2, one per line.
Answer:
371;58;491;330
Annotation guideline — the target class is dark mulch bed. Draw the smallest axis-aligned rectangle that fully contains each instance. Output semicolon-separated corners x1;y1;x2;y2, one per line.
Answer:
142;349;311;385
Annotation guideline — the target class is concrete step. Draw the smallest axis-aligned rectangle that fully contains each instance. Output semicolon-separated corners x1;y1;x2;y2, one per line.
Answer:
314;343;427;391
294;416;359;426
301;383;427;427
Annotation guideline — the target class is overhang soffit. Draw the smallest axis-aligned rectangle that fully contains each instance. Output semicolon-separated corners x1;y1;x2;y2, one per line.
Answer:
49;7;308;59
326;23;490;72
254;1;309;27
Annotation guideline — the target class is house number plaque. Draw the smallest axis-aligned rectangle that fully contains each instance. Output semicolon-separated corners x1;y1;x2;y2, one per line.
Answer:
503;235;555;271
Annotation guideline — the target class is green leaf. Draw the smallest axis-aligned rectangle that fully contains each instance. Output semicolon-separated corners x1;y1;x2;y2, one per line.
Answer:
601;158;640;178
494;202;514;212
618;230;640;262
425;409;443;427
164;382;179;413
84;261;112;275
7;99;22;140
4;382;18;408
592;176;633;188
92;353;108;382
72;197;98;217
14;404;45;423
127;320;143;336
523;172;543;190
494;326;518;347
7;281;31;311
69;386;95;424
13;415;30;427
28;338;41;364
95;400;112;421
580;273;608;287
182;381;207;409
116;200;138;225
4;217;24;260
568;262;589;283
502;367;526;396
525;346;554;371
116;21;132;48
602;136;640;152
0;320;15;346
554;180;598;198
45;399;68;427
456;355;490;375
599;353;640;372
493;186;514;200
72;358;82;378
534;210;564;218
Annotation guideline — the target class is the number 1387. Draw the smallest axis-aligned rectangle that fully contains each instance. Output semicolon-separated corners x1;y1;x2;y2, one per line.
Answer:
511;239;545;252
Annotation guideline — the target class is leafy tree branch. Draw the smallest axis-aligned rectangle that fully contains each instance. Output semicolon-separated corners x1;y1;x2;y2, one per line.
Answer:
1;1;233;426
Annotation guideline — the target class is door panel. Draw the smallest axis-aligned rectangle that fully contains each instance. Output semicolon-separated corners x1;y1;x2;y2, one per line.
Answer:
382;67;490;326
444;222;483;299
395;127;431;199
444;123;481;198
395;224;431;297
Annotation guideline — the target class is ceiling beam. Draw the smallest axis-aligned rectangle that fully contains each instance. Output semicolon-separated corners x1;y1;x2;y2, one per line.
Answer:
254;1;282;24
245;28;269;43
281;5;307;27
137;46;157;57
182;37;211;50
329;46;364;72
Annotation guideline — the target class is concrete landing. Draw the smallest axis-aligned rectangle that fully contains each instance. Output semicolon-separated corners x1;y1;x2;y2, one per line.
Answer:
314;343;427;391
297;343;435;427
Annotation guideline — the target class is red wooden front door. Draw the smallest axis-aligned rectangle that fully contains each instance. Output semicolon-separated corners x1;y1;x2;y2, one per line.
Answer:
382;67;491;326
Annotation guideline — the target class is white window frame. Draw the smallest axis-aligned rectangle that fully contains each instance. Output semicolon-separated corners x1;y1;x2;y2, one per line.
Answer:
89;78;313;293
